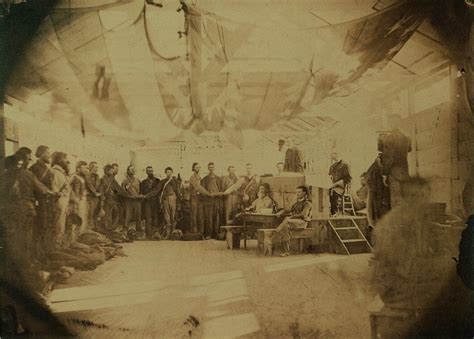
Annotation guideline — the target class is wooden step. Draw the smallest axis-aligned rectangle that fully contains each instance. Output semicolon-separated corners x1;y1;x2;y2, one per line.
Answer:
334;226;358;231
342;239;367;243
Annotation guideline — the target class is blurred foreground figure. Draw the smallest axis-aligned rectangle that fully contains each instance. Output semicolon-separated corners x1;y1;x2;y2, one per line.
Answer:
373;177;471;337
1;154;54;284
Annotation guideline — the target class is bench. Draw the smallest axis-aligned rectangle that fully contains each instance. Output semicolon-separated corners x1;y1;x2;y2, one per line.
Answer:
221;226;245;249
256;228;315;256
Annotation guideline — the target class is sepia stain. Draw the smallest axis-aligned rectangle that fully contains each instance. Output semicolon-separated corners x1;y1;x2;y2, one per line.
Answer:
183;315;200;336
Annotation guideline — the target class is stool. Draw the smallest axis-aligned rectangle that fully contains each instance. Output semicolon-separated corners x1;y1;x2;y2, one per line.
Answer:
221;226;245;249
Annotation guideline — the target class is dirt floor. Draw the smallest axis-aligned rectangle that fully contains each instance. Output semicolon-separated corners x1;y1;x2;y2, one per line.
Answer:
48;240;376;338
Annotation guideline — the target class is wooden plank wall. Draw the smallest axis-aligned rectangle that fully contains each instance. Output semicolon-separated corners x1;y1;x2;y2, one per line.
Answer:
300;64;474;216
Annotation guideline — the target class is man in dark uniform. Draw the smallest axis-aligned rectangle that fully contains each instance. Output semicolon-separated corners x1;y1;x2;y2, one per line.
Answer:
328;151;352;216
122;165;142;232
145;167;182;239
140;166;160;239
29;145;54;258
189;163;209;234
98;165;130;232
201;162;223;239
86;161;101;229
222;165;241;225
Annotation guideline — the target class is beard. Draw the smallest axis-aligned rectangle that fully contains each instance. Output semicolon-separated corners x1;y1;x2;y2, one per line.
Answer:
59;162;70;176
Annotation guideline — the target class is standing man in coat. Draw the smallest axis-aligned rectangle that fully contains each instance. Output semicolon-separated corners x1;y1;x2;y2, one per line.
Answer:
86;161;101;229
221;165;241;225
70;161;90;240
145;167;181;239
98;164;130;232
140;166;160;239
284;138;304;173
122;165;142;232
189;163;209;234
29;145;54;258
50;151;71;249
201;162;223;239
240;163;259;208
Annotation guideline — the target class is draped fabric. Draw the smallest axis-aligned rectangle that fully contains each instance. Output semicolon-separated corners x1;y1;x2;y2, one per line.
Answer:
7;0;426;146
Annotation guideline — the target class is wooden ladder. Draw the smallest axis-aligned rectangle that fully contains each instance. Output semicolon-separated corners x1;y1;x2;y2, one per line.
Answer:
342;184;356;216
327;217;373;255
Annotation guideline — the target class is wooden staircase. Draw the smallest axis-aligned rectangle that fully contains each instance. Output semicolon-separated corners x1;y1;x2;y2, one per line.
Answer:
327;217;372;255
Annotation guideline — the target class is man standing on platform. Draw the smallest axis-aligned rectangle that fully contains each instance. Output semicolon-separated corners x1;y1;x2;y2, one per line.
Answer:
189;163;209;234
278;139;287;162
201;162;223;239
140;166;160;239
273;186;312;257
86;161;101;229
284;138;304;173
378;114;412;209
122;165;142;232
328;151;352;216
222;165;241;225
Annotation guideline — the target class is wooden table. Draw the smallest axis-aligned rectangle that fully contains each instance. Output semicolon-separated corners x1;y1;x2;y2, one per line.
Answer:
240;213;282;249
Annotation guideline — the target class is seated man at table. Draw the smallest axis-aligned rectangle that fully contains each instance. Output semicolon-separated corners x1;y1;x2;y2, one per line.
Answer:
246;183;274;214
272;185;312;257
